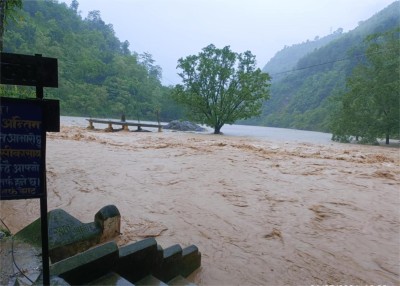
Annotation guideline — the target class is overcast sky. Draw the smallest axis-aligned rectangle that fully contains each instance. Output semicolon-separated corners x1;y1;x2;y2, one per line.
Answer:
61;0;395;85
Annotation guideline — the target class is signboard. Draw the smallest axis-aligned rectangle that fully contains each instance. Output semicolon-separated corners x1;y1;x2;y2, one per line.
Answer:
0;52;59;285
0;97;45;200
0;52;58;87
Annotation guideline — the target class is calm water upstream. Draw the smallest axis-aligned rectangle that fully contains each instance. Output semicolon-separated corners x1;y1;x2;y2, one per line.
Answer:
61;116;333;145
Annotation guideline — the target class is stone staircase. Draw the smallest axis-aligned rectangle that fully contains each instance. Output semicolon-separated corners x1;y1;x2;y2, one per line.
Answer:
13;205;201;285
35;238;200;285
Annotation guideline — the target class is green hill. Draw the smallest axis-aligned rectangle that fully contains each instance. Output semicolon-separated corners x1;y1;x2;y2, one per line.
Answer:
262;29;344;81
254;1;400;131
2;0;181;121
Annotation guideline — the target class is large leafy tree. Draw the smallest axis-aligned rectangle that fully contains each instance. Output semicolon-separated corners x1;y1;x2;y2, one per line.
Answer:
173;44;271;134
0;0;22;51
330;28;400;144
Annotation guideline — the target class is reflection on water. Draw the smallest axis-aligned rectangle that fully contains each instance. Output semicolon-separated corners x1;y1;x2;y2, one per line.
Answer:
61;116;332;144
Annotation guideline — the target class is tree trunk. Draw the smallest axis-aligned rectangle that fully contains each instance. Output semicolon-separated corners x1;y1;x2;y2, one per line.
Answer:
386;133;389;145
214;124;223;134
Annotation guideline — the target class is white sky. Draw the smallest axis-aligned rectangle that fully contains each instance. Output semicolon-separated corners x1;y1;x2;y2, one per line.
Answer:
61;0;396;85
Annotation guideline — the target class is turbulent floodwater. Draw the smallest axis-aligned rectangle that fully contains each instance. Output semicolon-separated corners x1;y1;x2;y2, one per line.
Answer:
62;116;333;144
1;119;399;285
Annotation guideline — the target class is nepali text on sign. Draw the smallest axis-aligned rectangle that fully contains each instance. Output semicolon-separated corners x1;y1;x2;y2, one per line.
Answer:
0;97;45;200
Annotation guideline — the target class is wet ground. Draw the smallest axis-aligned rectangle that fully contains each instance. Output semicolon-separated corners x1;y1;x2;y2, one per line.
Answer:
0;236;41;285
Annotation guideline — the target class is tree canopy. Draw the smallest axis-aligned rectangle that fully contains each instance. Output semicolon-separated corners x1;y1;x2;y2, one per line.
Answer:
0;0;22;51
173;44;271;134
330;28;400;144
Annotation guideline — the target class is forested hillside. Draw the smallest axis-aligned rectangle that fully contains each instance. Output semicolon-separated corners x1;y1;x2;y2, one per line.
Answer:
262;29;343;81
255;1;399;132
1;0;181;121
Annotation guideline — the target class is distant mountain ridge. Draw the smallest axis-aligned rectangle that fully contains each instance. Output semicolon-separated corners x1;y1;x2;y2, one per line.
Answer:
250;1;400;131
262;29;344;81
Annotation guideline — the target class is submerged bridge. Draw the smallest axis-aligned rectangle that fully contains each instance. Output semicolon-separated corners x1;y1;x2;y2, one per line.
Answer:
87;118;163;132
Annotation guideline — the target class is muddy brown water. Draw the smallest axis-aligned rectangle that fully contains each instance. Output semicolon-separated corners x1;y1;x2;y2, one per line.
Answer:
1;125;399;285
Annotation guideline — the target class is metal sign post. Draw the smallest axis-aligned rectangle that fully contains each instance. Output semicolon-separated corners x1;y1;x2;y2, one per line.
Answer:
1;52;59;286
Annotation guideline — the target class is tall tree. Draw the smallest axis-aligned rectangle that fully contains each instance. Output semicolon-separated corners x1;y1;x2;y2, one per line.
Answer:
330;28;400;144
0;0;22;51
139;52;162;80
69;0;79;14
173;44;271;134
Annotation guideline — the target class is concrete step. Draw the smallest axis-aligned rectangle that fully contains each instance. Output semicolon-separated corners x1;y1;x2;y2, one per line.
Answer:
115;237;159;283
50;241;119;285
88;272;134;285
135;275;168;286
168;275;197;286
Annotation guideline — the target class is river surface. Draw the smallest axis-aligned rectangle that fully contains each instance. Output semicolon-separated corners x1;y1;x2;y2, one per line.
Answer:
61;116;333;144
1;116;398;285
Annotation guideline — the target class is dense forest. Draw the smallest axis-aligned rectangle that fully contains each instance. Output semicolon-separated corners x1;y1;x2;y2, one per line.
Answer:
330;28;399;144
1;0;183;121
254;1;400;132
1;0;398;138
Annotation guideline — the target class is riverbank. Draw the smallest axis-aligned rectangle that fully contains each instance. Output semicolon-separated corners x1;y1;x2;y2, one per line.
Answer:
1;125;399;285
